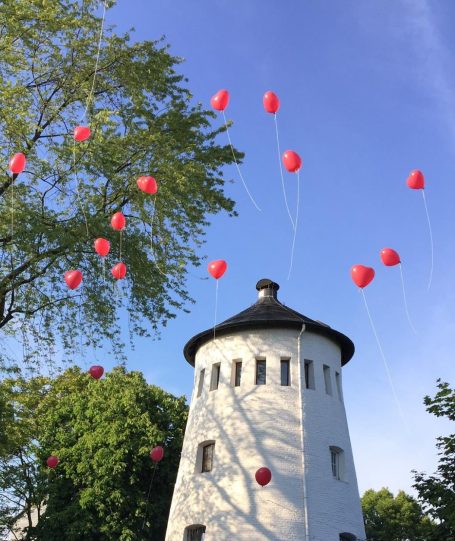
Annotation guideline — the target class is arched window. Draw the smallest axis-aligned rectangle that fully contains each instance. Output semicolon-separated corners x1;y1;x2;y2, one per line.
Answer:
339;533;356;541
185;524;206;541
329;445;345;480
195;440;215;473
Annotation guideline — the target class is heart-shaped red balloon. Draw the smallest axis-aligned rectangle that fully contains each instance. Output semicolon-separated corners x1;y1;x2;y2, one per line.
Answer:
112;262;127;280
64;270;83;290
94;238;110;257
150;446;164;463
406;170;424;190
282;150;302;173
351;265;375;288
208;260;227;280
263;91;280;114
380;248;401;267
9;153;26;174
210;89;230;111
74;126;91;142
137;176;158;195
255;467;272;487
89;365;104;380
111;212;126;231
47;455;59;469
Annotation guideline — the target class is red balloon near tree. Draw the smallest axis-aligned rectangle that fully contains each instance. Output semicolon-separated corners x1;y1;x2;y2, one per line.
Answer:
263;91;280;114
210;89;230;111
351;265;375;289
47;455;59;469
9;153;26;174
380;248;400;267
89;365;104;380
94;238;110;257
64;270;83;290
255;467;272;487
208;260;227;280
111;212;126;231
73;126;91;142
150;446;164;463
111;262;127;279
137;176;158;195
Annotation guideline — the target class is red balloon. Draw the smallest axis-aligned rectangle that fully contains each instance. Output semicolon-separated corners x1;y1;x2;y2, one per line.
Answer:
89;365;104;380
263;91;280;114
351;265;375;288
64;270;83;290
150;446;164;463
282;150;302;173
210;89;230;111
208;260;227;280
9;153;26;174
137;176;158;195
406;170;424;190
380;248;401;267
47;455;59;469
74;126;91;142
255;467;272;487
94;238;110;257
111;262;127;280
111;212;126;231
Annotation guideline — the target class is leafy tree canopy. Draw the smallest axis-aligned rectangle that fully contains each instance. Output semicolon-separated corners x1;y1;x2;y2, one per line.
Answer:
0;0;239;367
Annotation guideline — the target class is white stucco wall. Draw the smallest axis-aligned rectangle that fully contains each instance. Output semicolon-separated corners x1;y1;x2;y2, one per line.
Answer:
165;327;365;541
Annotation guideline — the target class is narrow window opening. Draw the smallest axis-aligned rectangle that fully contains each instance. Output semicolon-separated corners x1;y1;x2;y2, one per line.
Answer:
280;359;290;386
202;443;215;473
304;360;315;389
255;359;266;385
339;534;356;541
210;363;220;391
197;369;205;397
234;361;242;387
185;525;206;541
323;364;332;395
335;371;343;401
330;446;344;480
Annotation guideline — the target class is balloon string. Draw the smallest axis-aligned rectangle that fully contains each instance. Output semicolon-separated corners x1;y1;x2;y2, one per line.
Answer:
119;230;122;261
141;462;158;531
102;258;105;283
360;289;408;431
222;110;261;212
73;141;89;236
399;263;417;335
274;113;294;230
11;176;14;258
80;1;107;121
287;170;300;280
421;190;434;290
213;279;219;340
149;195;167;277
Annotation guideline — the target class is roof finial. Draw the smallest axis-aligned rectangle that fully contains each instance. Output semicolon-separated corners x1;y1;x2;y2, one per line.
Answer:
256;278;279;300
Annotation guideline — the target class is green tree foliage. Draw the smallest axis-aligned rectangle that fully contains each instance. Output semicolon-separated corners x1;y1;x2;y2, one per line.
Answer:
361;487;439;541
413;380;455;540
0;367;188;540
0;0;239;366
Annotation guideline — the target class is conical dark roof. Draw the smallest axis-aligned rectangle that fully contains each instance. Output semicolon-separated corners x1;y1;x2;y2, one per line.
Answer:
184;279;354;366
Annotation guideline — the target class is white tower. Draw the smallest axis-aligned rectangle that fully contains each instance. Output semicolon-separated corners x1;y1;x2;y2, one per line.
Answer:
165;279;365;541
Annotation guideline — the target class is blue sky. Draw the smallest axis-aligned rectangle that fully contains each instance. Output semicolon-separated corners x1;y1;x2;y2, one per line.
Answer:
83;0;455;496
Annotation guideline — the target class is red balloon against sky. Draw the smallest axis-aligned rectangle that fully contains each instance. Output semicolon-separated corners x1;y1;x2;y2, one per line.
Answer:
137;176;158;195
111;212;126;231
47;455;59;469
380;248;401;267
255;467;272;487
406;170;424;190
64;270;83;290
150;446;164;463
74;126;91;142
111;262;127;280
208;260;227;280
89;365;104;380
263;91;280;114
210;89;230;111
351;265;375;289
9;153;26;174
94;238;110;257
282;150;302;173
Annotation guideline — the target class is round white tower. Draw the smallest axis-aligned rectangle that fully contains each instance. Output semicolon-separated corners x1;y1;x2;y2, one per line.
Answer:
165;279;366;541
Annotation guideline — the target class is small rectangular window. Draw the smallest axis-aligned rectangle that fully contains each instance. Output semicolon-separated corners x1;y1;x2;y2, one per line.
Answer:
323;364;332;395
331;450;339;479
280;359;290;386
255;359;266;385
335;371;343;401
234;361;242;387
304;360;315;389
210;363;220;391
202;443;214;472
197;369;205;397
